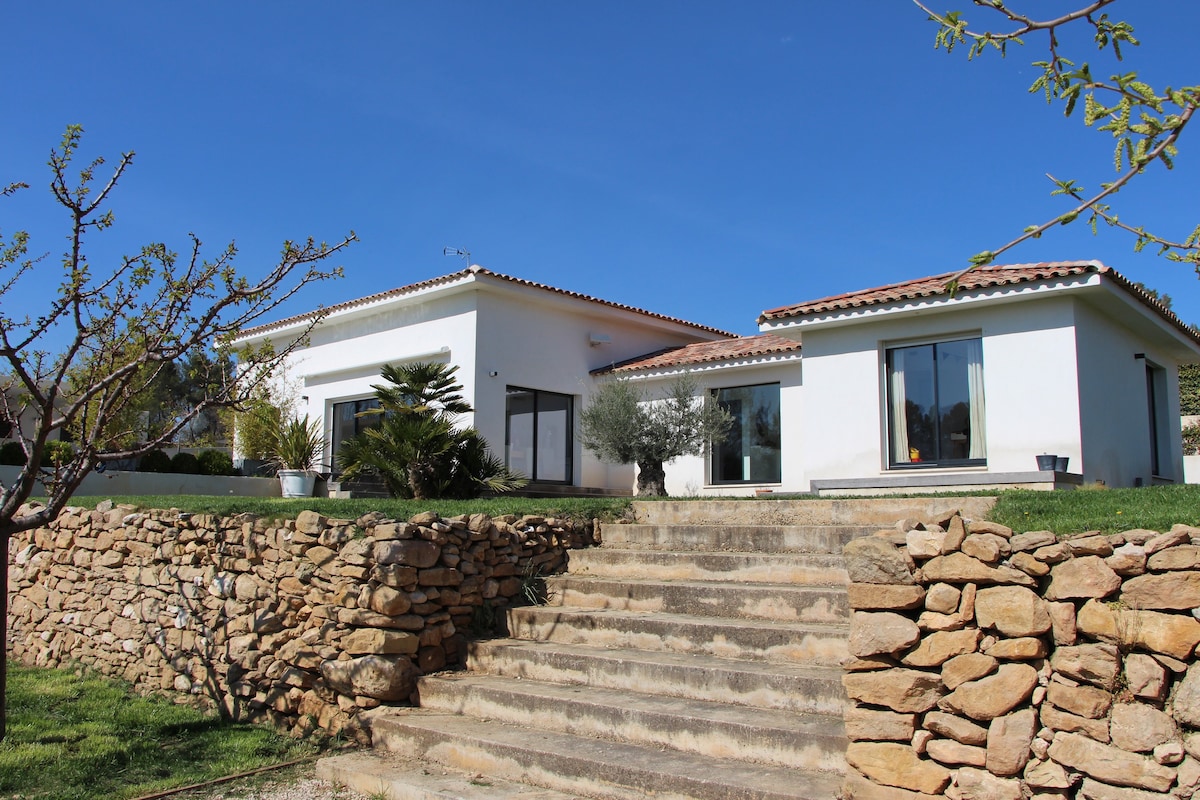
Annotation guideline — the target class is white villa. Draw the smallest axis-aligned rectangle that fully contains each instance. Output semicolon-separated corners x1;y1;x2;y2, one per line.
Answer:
233;261;1200;496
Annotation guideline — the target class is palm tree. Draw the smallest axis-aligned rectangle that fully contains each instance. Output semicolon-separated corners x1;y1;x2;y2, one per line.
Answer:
337;362;526;499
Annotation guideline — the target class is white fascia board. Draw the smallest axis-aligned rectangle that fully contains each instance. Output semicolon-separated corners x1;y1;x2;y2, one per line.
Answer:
757;274;1100;335
234;273;479;346
298;346;452;384
1083;280;1200;360
610;352;802;384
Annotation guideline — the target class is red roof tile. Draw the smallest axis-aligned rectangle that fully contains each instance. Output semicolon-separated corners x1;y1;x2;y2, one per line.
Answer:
237;265;737;340
595;333;801;375
759;261;1200;347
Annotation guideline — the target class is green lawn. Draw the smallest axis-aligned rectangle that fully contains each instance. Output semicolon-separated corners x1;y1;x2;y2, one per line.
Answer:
0;663;323;800
988;484;1200;536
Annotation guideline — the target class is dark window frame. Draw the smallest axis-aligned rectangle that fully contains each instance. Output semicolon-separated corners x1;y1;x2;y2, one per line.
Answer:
505;386;574;485
709;381;782;485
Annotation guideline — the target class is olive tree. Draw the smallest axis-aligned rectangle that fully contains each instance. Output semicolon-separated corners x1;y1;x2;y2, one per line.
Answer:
0;126;355;739
914;1;1199;283
579;374;731;497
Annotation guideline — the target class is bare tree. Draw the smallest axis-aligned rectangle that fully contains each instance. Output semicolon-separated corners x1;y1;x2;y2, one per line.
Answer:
0;125;355;739
914;1;1200;284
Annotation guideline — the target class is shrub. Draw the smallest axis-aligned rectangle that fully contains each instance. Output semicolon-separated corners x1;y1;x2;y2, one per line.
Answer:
137;450;172;473
169;451;201;474
0;441;25;465
197;449;235;476
1184;422;1200;456
41;440;75;468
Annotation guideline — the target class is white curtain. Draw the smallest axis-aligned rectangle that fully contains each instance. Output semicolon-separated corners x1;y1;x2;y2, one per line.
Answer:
890;349;910;463
966;339;987;460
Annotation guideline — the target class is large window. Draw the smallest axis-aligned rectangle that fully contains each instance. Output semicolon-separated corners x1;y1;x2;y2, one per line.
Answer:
331;397;381;467
711;383;781;484
1146;362;1169;477
506;387;573;484
887;338;986;467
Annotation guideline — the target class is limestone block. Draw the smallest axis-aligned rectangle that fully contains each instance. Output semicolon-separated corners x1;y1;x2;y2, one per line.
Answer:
1010;530;1057;553
975;585;1052;638
1046;681;1112;719
924;583;961;614
950;767;1022;800
968;521;1013;539
1106;543;1147;577
939;663;1038;721
849;583;927;611
1050;642;1121;689
1024;757;1071;790
961;533;1009;564
908;528;947;559
983;637;1047;660
1109;703;1176;753
374;539;439;568
844;668;945;713
902;628;981;668
1010;552;1050;578
942;652;999;690
986;708;1038;777
1077;777;1167;799
845;537;917;585
1045;556;1122;601
845;708;918;742
926;737;986;767
1076;598;1200;660
365;585;412;616
1145;527;1192;554
1047;731;1176;792
919;553;1036;588
925;711;988;745
1147;543;1200;570
851;612;924;657
1067;534;1114;557
1123;653;1166;701
1039;703;1110;743
846;742;952;794
1172;663;1200;728
1120;570;1200;610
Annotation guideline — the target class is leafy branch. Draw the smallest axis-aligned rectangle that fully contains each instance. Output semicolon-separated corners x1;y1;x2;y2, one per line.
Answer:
914;1;1200;281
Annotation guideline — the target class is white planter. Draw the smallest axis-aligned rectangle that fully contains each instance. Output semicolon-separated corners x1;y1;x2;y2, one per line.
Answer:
278;469;317;498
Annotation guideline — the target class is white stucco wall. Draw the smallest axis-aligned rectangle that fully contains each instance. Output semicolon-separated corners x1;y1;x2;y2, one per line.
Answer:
1074;299;1185;486
274;288;479;472
797;295;1088;489
472;283;729;490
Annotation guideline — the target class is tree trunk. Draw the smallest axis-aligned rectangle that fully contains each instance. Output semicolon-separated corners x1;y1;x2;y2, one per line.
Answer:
1;530;8;742
636;459;667;496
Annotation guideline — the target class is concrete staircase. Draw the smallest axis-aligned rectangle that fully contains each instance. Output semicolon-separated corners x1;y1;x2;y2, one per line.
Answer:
319;498;993;799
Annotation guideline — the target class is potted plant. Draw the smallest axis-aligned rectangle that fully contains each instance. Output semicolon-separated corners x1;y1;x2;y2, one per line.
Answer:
273;415;323;497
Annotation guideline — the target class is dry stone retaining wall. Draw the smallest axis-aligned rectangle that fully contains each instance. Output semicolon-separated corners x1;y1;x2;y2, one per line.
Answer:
6;502;595;740
843;513;1200;799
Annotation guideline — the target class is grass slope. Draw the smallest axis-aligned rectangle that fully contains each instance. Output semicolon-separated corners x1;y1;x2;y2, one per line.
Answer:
0;664;321;800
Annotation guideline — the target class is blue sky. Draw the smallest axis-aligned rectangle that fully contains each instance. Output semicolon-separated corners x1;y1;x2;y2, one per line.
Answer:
3;1;1198;345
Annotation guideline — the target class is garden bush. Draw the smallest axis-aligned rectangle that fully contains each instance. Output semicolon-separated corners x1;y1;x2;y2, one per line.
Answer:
197;449;234;476
169;452;201;474
137;450;172;473
41;440;74;468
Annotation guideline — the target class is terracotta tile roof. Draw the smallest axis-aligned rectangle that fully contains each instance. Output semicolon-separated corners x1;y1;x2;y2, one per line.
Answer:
759;261;1200;346
594;333;801;375
237;265;737;340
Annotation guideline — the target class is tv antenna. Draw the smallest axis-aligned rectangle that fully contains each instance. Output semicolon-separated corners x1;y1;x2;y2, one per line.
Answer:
443;247;471;268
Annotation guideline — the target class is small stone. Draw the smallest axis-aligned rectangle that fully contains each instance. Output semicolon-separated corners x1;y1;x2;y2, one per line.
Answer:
1153;741;1184;766
901;628;981;668
952;767;1023;800
1046;601;1077;646
1047;731;1176;792
844;708;917;742
1010;530;1057;553
1024;757;1071;790
925;737;986;767
974;585;1052;638
986;708;1037;777
845;537;917;585
1040;703;1110;743
984;637;1047;660
1110;703;1175;753
849;583;927;611
1010;552;1050;577
1049;642;1120;689
907;528;947;559
924;711;989;745
1123;653;1166;701
924;583;961;614
843;669;945;713
1046;681;1112;719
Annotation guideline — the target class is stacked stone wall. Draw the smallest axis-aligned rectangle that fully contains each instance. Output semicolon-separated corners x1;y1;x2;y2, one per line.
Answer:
843;513;1200;799
6;502;595;740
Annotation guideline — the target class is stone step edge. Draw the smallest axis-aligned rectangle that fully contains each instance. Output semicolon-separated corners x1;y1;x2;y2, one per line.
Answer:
509;604;851;636
317;750;581;800
416;673;846;772
371;711;845;800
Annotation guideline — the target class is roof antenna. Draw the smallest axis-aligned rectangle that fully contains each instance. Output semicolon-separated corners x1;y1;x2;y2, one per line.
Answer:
443;247;471;268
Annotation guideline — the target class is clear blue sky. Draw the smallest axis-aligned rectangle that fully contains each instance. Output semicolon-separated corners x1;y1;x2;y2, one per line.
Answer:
3;1;1198;345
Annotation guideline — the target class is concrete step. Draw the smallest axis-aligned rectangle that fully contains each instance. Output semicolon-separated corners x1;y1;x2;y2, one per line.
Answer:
631;497;995;526
598;523;869;553
318;750;582;799
546;575;849;624
506;606;848;667
415;673;847;772
466;639;846;716
566;548;848;586
371;711;844;800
